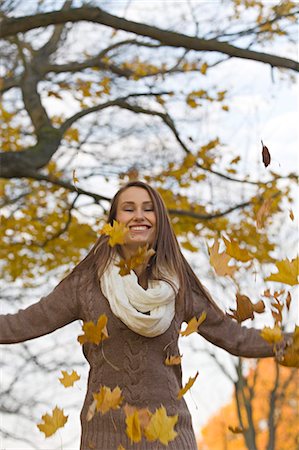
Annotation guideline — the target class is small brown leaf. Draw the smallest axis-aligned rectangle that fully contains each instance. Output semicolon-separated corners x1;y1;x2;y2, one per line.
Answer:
289;209;295;221
228;293;265;323
286;291;292;310
228;425;245;434
164;355;182;366
261;140;271;167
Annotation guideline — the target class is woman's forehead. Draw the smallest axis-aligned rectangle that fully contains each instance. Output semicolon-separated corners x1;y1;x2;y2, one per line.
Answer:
118;186;152;204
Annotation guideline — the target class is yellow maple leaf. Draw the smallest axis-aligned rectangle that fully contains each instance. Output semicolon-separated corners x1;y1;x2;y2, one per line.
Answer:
125;410;142;443
177;372;199;399
144;405;178;445
223;236;252;262
93;385;123;415
265;256;299;286
59;370;80;388
37;406;68;438
100;220;129;247
117;445;126;450
208;240;236;277
164;355;182;366
116;245;155;276
77;314;108;345
123;403;152;431
180;312;206;337
260;325;283;344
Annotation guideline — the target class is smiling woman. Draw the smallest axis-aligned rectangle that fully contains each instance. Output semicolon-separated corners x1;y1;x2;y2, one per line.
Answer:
0;181;293;450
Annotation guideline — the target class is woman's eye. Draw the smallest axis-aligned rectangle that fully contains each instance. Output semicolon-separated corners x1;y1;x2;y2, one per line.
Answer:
144;208;154;212
124;207;134;212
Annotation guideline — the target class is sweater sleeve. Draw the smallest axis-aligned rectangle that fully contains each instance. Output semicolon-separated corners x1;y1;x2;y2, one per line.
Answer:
0;274;82;344
186;287;274;358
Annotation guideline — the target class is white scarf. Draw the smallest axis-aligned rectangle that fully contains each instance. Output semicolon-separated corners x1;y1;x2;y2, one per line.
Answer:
100;260;179;337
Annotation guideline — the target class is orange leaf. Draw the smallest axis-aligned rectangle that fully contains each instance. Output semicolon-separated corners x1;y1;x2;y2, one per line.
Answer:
164;355;182;366
77;314;108;345
37;406;68;438
227;293;265;323
59;370;80;388
256;198;272;229
177;372;199;399
180;313;206;337
228;425;245;434
123;404;152;430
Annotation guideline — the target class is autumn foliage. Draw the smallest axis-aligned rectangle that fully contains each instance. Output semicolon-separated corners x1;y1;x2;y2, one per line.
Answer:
198;359;298;450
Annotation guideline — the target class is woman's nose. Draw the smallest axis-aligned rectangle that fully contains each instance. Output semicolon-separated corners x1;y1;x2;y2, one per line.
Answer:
134;208;145;220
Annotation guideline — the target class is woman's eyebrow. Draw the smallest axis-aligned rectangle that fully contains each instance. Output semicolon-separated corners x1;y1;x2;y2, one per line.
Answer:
120;201;153;206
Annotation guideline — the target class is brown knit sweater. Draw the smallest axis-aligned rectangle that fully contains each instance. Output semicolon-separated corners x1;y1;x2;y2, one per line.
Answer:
0;263;274;450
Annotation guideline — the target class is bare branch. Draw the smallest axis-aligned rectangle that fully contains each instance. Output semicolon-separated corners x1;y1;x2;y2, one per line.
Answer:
1;6;298;71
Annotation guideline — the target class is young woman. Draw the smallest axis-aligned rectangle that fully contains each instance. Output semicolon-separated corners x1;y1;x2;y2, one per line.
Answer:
0;181;289;450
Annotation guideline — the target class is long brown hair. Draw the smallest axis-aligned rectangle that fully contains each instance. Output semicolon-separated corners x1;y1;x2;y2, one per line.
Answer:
70;181;218;311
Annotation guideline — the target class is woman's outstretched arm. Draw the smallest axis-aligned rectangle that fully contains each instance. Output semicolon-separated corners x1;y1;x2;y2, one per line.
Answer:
0;273;82;344
187;287;287;358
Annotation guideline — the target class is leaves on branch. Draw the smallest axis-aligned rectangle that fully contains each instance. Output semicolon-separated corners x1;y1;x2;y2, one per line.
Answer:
265;256;299;286
100;220;129;247
59;370;80;388
261;140;271;167
177;372;199;399
180;313;207;336
77;314;109;345
37;406;68;438
227;293;265;323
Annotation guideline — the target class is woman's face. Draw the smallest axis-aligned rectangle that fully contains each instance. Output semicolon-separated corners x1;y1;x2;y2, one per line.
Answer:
116;187;157;252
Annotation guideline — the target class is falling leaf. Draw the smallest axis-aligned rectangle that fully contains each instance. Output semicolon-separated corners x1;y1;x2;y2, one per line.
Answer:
86;399;97;422
286;291;292;310
93;386;123;415
261;140;271;167
59;370;80;388
117;445;126;450
256;198;272;229
72;169;79;184
180;313;207;337
144;405;178;445
228;293;265;323
77;314;109;345
123;404;152;430
37;406;68;438
126;410;142;443
278;325;299;368
100;220;129;247
164;355;182;366
289;209;295;221
208;240;236;277
116;245;155;276
265;256;299;286
223;237;253;262
177;372;199;399
260;325;283;344
228;425;245;434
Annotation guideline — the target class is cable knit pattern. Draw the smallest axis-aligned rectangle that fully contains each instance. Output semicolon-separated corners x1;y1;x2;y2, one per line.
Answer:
0;257;275;450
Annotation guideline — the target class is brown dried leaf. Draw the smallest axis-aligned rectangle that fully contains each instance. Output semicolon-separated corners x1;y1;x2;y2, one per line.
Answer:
261;140;271;167
228;293;265;323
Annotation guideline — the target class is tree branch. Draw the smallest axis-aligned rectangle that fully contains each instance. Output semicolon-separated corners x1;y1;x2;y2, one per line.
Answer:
1;6;298;71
